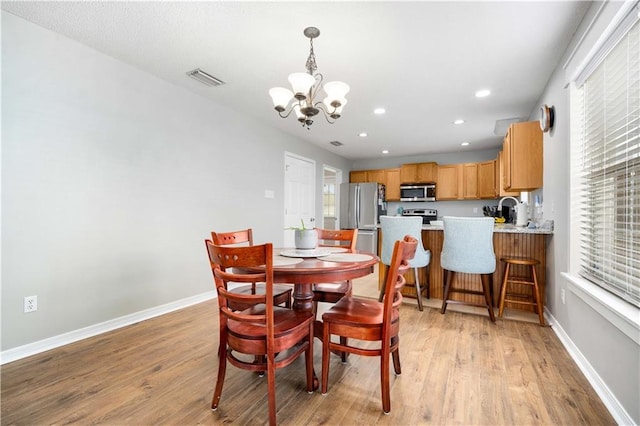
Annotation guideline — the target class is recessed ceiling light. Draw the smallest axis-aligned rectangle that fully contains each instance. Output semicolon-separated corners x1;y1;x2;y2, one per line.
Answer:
358;132;368;137
382;150;389;154
461;142;470;146
453;119;465;125
475;89;491;98
374;108;386;115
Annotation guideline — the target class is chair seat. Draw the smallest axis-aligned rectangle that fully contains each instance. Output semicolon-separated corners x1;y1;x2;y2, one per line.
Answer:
313;281;352;303
228;305;313;339
321;297;399;327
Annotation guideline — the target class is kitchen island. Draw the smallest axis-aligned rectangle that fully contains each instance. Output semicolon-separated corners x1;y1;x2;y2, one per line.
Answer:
378;224;553;313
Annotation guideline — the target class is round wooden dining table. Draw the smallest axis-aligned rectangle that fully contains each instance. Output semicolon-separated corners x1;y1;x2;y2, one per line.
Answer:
269;249;379;313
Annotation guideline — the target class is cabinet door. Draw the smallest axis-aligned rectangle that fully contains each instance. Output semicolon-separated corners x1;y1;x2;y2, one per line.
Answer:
462;163;479;199
400;164;418;183
478;160;497;199
416;162;437;183
503;121;543;191
503;130;512;190
510;121;543;190
436;164;461;200
350;170;368;183
366;169;386;185
385;168;401;201
496;152;519;197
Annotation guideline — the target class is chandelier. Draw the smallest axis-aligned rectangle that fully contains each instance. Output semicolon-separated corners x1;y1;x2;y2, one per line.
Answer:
269;27;349;129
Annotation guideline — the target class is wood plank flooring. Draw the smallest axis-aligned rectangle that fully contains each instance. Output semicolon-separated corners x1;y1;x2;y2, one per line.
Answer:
1;270;615;425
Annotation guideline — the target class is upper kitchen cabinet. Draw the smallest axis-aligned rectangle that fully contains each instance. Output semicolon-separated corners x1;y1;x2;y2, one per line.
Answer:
502;121;543;191
400;162;437;183
366;169;386;185
385;168;401;201
496;151;520;197
349;168;400;201
462;163;479;199
349;170;368;183
350;169;385;184
478;160;498;199
436;164;462;200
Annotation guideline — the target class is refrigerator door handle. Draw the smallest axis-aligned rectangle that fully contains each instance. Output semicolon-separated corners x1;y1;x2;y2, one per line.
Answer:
355;185;360;228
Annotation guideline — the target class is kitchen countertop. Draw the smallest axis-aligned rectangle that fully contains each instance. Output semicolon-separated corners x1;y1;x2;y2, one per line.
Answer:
421;223;554;235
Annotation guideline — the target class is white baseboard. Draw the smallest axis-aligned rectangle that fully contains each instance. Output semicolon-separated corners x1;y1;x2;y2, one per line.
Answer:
0;291;216;365
545;309;635;426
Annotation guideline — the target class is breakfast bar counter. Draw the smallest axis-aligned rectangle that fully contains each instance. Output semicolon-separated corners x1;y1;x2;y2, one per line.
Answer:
378;224;553;313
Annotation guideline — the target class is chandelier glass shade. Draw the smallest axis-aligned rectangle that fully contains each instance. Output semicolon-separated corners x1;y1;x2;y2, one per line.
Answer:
269;27;349;129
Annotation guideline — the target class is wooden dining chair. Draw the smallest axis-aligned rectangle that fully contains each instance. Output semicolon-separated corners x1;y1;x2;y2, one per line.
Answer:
210;228;292;309
206;241;314;426
321;235;418;414
312;228;358;312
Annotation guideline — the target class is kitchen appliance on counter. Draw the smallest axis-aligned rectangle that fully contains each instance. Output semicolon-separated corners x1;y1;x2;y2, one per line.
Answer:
340;182;387;255
400;183;436;202
401;208;438;224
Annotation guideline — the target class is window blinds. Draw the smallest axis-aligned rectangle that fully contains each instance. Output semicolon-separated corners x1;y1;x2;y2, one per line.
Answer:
573;16;640;307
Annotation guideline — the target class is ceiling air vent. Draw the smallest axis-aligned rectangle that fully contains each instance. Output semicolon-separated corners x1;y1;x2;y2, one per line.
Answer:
330;141;343;147
494;117;522;136
186;68;225;87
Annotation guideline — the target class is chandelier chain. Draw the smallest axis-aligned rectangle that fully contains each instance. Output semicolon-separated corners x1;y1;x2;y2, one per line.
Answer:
305;38;317;75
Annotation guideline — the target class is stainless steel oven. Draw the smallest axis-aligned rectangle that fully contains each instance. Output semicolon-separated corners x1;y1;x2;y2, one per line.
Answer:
400;183;436;202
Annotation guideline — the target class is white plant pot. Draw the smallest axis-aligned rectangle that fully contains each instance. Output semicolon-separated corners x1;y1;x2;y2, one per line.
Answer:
295;229;317;249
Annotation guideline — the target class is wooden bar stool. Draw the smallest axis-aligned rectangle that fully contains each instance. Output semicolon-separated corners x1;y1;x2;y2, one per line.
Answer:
498;257;545;325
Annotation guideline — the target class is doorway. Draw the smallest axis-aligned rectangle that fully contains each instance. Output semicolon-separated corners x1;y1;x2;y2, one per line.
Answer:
283;152;316;247
322;165;343;230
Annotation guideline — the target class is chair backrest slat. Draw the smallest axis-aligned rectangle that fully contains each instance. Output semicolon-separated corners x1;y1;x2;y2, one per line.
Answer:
211;228;253;246
382;236;417;332
316;228;358;251
206;240;274;326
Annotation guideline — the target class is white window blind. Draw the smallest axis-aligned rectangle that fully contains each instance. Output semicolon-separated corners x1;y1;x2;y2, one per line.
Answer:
572;15;640;308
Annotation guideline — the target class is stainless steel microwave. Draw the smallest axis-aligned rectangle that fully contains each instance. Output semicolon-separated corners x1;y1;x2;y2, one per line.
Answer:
400;183;436;202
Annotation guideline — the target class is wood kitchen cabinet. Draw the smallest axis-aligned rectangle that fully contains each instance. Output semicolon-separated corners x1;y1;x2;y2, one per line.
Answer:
462;163;479;199
478;160;498;199
349;170;368;183
350;169;385;184
496;151;520;197
436;164;462;200
400;162;437;183
385;168;401;201
503;121;543;191
439;162;496;200
366;169;386;185
349;168;400;201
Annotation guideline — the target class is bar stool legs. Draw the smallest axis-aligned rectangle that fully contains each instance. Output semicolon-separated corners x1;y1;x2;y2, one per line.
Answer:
498;257;545;326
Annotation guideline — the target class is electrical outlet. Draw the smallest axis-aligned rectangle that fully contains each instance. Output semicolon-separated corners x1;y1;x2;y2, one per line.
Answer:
473;207;478;213
561;289;566;305
24;295;38;313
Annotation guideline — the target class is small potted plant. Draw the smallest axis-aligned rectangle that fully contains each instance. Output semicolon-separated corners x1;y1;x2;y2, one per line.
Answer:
288;219;317;250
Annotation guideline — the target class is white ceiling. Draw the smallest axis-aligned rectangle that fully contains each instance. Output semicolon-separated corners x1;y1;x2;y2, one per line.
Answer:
2;1;591;160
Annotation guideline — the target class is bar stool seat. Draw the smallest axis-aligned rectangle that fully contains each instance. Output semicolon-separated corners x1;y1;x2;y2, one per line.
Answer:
498;257;545;326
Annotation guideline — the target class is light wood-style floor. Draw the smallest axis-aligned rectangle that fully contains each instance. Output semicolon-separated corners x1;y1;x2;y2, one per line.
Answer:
1;269;615;425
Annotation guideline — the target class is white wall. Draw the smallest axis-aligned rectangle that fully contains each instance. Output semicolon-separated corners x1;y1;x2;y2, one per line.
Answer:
1;12;351;351
534;2;640;424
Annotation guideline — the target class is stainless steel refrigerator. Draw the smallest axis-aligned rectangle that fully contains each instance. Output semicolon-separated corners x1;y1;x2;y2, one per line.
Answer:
339;182;387;255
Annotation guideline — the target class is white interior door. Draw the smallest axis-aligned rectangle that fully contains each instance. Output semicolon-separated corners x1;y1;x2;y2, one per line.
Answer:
284;152;316;247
